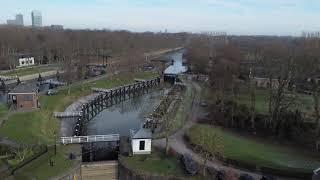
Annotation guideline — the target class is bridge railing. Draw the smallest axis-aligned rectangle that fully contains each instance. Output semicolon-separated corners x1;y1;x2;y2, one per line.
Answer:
60;134;120;144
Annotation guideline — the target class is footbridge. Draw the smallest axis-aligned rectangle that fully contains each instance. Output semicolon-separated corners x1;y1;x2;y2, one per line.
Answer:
60;134;120;144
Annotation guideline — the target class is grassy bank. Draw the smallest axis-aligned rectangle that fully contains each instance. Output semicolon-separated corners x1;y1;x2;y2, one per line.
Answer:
120;150;202;179
169;83;194;133
0;71;158;144
0;104;8;119
201;82;314;116
237;89;314;115
1;66;57;77
155;81;195;138
187;124;320;172
12;146;78;180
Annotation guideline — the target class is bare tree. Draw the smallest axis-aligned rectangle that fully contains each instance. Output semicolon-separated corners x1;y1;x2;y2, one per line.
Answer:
195;129;223;176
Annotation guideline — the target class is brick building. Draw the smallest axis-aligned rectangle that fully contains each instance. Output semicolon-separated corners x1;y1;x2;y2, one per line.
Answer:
8;83;39;110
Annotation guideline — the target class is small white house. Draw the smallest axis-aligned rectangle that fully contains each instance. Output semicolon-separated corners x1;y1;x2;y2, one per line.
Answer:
130;128;152;155
17;56;35;68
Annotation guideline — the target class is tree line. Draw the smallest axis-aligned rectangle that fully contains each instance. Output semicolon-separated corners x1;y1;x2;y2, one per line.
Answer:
0;26;188;70
187;33;320;150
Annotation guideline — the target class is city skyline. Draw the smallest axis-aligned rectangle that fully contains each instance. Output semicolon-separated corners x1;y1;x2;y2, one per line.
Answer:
1;0;320;35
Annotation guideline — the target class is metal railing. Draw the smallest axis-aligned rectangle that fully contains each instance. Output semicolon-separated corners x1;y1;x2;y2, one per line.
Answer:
60;134;120;144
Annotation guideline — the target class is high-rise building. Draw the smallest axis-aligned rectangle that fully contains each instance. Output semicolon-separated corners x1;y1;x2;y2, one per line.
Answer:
15;14;23;26
6;14;24;26
31;10;42;27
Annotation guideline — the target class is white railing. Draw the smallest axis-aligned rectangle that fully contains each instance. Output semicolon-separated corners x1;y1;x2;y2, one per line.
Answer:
54;111;82;118
0;75;18;81
91;87;111;93
60;134;120;144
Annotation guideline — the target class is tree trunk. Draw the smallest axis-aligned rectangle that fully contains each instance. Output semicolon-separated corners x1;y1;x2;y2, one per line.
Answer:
203;156;207;176
165;116;169;156
312;83;320;134
165;135;169;155
231;81;236;127
250;79;256;129
267;77;273;127
68;84;71;95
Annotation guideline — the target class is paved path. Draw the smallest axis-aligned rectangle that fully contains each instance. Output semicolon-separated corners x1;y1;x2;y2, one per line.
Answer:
59;74;110;137
153;80;264;179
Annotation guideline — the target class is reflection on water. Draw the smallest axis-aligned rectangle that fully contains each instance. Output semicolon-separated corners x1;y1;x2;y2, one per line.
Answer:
164;50;187;75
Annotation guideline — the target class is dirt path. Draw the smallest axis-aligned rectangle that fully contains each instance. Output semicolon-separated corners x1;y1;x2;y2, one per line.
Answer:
153;80;264;179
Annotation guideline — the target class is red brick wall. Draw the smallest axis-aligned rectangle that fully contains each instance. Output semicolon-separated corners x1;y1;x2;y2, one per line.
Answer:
16;93;38;110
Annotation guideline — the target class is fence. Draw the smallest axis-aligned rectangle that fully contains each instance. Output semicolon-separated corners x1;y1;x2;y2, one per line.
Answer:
0;145;48;179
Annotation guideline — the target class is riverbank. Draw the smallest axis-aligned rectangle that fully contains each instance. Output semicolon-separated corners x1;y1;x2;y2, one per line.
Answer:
186;124;320;178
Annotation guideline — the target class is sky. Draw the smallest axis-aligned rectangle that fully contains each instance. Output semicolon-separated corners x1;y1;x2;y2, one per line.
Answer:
1;0;320;36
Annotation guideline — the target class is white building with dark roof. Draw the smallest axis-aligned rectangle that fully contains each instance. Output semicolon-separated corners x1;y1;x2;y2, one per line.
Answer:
130;128;152;155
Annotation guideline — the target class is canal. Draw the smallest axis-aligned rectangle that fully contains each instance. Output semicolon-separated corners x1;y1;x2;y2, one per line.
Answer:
82;50;186;161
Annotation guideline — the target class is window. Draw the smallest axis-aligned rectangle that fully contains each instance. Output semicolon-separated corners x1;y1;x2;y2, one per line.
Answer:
139;140;145;150
23;95;33;101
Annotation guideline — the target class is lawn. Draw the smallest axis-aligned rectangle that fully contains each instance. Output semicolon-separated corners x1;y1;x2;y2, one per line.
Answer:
120;150;201;179
0;104;8;119
1;66;57;77
187;124;320;173
237;89;270;114
0;71;159;144
237;89;314;115
12;146;78;180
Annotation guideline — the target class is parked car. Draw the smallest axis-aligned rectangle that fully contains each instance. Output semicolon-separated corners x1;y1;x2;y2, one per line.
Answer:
47;89;58;96
239;174;255;180
180;154;199;175
200;100;208;107
261;175;277;180
313;167;320;180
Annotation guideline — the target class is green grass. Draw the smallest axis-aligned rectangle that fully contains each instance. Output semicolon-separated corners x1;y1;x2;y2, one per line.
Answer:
1;66;56;77
121;150;202;179
0;111;52;144
238;89;270;114
187;124;320;172
13;146;77;180
201;83;315;115
237;89;314;115
0;71;158;144
0;104;8;119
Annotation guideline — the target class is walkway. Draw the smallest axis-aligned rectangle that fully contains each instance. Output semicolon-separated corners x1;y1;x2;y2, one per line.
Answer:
60;93;100;137
60;134;120;144
153;80;265;179
59;74;111;137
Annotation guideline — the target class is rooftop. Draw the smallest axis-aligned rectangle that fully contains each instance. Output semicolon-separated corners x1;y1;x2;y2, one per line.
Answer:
131;128;152;139
8;83;38;94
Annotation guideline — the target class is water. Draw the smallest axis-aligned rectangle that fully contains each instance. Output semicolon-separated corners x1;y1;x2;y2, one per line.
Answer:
83;50;185;161
164;50;187;75
86;89;165;136
83;89;165;162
